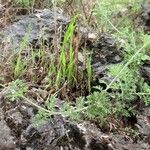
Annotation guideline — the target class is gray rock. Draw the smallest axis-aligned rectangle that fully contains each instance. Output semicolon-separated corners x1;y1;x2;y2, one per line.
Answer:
141;61;150;84
136;108;150;136
140;0;150;33
22;118;114;150
0;9;69;55
0;120;16;149
91;33;123;65
6;110;23;128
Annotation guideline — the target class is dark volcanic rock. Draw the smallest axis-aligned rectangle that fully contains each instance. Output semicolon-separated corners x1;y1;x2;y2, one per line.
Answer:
78;28;123;67
140;0;150;33
135;107;150;144
0;9;69;54
110;133;150;150
0;120;17;149
22;118;114;150
88;33;122;65
141;60;150;84
0;96;150;149
82;32;123;87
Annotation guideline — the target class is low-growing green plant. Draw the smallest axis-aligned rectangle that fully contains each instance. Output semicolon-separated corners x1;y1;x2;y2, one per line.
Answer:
100;30;150;116
15;0;33;7
32;95;85;126
138;81;150;106
32;90;112;125
86;90;112;120
4;79;28;101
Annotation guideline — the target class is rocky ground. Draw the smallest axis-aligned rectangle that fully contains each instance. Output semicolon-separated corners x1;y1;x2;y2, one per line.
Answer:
0;0;150;150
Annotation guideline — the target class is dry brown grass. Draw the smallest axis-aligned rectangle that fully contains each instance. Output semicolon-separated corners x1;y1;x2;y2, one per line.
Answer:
62;0;96;26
